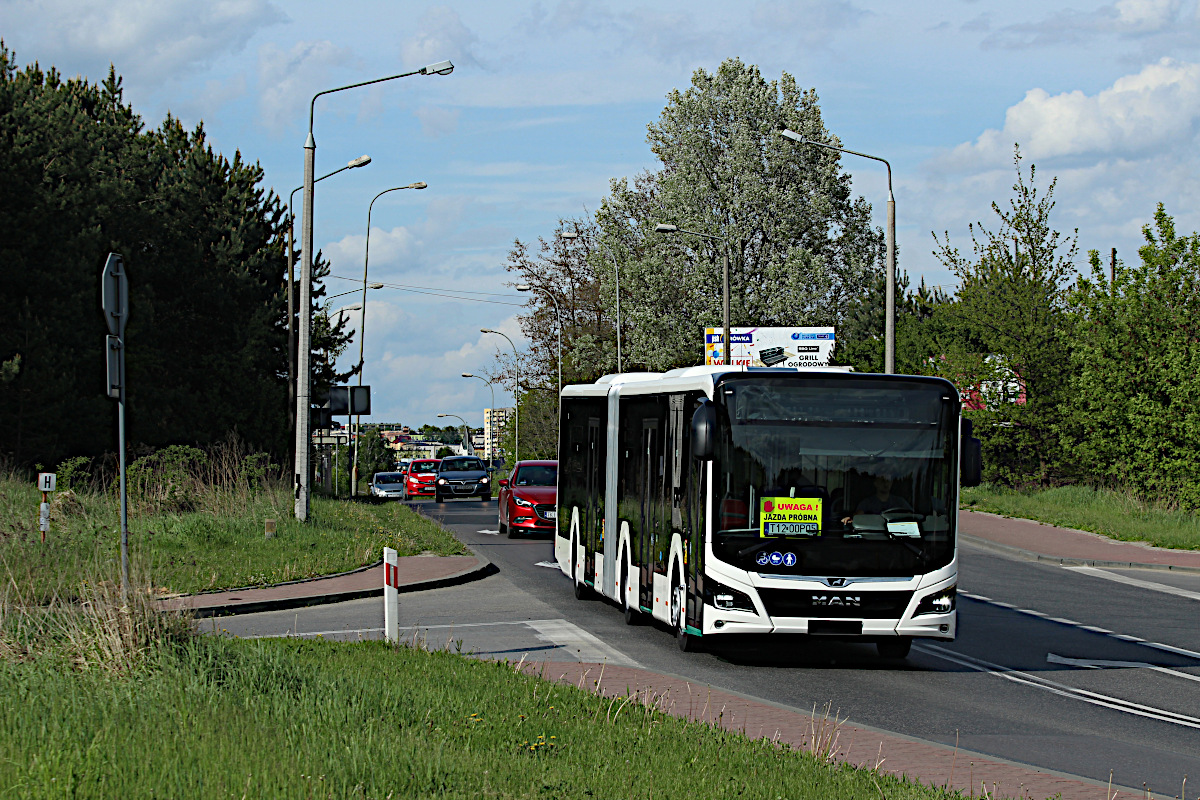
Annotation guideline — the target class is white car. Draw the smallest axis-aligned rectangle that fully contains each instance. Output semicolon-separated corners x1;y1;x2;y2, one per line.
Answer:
370;472;407;499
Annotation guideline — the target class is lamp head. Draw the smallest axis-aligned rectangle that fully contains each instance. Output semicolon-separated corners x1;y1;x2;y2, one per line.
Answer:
407;182;428;190
480;328;493;334
421;60;454;76
560;231;579;240
779;128;804;144
516;284;531;291
437;413;448;418
348;154;372;169
368;283;383;290
654;223;678;233
461;373;475;378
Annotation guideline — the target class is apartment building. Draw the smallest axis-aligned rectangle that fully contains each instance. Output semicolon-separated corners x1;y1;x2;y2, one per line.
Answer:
482;407;514;462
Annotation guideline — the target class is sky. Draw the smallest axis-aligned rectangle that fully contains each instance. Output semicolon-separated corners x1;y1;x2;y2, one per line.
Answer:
7;0;1200;428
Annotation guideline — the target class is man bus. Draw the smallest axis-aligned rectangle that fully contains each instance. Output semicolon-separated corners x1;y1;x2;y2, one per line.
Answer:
555;365;981;659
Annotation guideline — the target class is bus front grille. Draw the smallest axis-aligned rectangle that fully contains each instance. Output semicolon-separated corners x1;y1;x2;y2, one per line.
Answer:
758;589;913;619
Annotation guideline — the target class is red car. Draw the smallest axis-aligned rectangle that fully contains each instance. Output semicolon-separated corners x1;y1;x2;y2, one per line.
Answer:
497;460;558;538
403;458;441;500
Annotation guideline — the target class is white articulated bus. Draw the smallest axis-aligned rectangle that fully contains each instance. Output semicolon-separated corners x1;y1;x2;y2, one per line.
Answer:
555;366;982;658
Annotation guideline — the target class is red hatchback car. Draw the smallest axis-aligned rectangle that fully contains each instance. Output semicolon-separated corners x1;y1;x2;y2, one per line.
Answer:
403;458;441;500
497;460;558;538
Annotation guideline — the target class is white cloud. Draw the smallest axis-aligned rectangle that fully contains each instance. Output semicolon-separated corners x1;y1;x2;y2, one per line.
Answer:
983;0;1189;48
937;59;1200;168
8;0;283;83
415;105;461;137
256;39;353;133
400;7;483;71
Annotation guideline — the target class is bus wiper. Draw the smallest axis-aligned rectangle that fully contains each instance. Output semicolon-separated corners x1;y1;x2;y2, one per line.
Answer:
884;530;925;559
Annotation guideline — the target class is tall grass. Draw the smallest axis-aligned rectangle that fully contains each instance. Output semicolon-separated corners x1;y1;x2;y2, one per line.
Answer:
961;483;1200;550
0;634;963;799
0;440;465;600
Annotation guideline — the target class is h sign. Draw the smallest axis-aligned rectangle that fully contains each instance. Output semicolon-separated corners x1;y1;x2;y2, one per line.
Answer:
38;473;56;492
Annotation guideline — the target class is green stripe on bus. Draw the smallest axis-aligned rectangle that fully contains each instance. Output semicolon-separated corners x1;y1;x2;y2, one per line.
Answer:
639;606;652;614
685;625;703;636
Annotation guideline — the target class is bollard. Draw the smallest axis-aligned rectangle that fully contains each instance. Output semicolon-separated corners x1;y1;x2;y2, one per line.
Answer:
264;519;276;539
383;547;399;642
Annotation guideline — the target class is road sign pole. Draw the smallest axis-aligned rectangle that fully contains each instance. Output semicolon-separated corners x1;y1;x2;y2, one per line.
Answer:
102;253;130;600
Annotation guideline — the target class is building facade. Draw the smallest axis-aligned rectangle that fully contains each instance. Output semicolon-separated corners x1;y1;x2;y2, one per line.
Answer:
482;407;514;463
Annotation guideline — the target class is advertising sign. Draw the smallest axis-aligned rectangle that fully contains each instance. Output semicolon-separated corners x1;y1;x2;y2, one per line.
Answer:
704;327;835;367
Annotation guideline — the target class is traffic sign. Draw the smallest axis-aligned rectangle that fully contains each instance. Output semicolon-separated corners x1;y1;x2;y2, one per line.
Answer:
101;253;128;337
38;473;56;492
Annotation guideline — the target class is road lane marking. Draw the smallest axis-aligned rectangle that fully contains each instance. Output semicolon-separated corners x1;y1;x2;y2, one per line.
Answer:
241;627;382;639
917;644;1200;729
1047;653;1200;683
478;529;500;535
1065;565;1200;603
534;560;560;569
526;619;642;668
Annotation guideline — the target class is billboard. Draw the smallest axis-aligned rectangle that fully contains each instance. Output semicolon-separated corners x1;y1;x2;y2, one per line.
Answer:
704;327;835;368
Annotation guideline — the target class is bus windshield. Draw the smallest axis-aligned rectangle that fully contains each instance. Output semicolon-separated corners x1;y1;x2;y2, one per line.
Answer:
712;375;959;577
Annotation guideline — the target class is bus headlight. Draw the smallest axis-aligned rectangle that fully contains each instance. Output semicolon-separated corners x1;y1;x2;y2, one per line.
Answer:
703;578;756;613
914;585;956;616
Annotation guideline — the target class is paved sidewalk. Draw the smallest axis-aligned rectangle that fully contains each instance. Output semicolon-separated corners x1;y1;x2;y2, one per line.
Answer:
960;509;1200;572
521;661;1152;800
156;552;492;617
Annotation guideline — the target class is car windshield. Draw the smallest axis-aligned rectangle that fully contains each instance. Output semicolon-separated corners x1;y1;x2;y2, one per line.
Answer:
513;465;557;487
410;461;438;473
374;473;405;484
440;458;485;472
711;375;960;577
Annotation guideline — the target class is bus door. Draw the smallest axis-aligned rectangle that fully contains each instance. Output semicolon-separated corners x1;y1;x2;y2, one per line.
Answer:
668;394;698;625
639;419;659;611
584;417;601;585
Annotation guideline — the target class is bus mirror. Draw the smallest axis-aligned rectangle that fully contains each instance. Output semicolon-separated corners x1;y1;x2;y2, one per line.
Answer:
962;437;982;487
961;418;974;440
691;401;716;460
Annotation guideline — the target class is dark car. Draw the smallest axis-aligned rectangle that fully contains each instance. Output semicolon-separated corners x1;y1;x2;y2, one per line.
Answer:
498;460;557;537
404;458;440;500
434;456;492;502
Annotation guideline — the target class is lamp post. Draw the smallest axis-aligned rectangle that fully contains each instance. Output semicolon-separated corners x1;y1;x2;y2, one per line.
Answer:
329;284;381;302
349;183;428;497
286;154;371;467
515;284;561;442
780;128;895;374
437;413;471;456
654;223;730;366
481;328;518;464
462;373;496;462
561;230;623;373
295;59;452;522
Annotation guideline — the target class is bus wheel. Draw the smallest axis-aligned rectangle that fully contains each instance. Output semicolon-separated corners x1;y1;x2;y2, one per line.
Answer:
672;578;699;652
877;637;912;660
621;558;639;625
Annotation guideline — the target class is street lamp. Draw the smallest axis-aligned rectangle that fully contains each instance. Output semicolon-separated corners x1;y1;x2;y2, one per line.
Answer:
329;284;382;302
780;128;895;374
515;284;562;437
286;154;371;463
295;60;453;522
481;328;518;463
561;230;623;373
437;413;472;456
655;222;731;366
462;373;496;462
350;182;428;497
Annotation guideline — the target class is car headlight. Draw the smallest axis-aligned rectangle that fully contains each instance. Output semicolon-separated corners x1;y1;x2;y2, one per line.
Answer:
703;578;756;613
437;478;447;485
513;495;534;507
914;585;956;616
480;476;489;484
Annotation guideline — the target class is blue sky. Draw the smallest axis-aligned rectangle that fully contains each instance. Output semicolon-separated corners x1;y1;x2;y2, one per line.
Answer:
7;0;1200;427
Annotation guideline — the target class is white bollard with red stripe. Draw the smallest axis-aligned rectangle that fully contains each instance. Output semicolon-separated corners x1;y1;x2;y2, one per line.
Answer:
383;547;399;642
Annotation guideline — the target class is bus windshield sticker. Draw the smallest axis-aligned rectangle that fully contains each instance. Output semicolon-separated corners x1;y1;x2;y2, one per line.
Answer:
760;497;821;537
887;521;921;538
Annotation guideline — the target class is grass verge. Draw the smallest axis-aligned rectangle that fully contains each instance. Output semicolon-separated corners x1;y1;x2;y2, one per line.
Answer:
961;483;1200;550
0;633;964;799
0;476;466;601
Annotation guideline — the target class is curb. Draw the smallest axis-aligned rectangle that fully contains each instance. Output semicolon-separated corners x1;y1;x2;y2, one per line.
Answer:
185;546;496;618
961;533;1200;575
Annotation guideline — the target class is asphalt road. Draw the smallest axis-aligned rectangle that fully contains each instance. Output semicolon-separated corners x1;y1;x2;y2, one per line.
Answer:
222;498;1200;797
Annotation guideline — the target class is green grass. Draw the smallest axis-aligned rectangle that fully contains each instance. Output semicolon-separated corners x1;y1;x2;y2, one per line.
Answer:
0;635;963;800
961;483;1200;550
0;477;466;600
